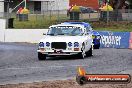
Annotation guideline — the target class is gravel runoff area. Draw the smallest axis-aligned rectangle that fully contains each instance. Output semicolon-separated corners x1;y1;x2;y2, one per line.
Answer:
0;42;132;88
0;79;132;88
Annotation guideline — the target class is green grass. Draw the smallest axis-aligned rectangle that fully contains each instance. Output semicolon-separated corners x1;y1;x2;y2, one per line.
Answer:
12;15;132;32
90;21;132;32
13;14;69;29
94;28;132;32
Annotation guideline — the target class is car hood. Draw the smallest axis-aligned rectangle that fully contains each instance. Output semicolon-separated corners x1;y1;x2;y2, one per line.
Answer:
92;31;100;36
40;35;88;43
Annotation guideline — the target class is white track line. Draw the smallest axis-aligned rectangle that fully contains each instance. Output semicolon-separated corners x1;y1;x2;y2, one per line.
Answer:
0;65;88;70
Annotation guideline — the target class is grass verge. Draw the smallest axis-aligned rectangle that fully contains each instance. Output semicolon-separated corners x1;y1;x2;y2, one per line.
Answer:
12;15;132;32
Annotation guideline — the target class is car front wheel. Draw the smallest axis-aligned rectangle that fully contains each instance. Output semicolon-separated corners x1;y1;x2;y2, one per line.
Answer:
38;52;46;60
94;44;100;49
77;44;85;59
86;46;93;57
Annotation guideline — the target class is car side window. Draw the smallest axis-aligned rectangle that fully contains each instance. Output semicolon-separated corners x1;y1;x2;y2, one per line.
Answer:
86;26;93;35
86;27;90;33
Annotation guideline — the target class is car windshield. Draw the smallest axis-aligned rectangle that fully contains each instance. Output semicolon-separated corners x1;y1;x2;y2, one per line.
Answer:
47;26;83;36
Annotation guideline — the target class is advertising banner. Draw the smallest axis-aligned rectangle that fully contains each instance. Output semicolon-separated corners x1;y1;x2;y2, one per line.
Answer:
98;31;130;48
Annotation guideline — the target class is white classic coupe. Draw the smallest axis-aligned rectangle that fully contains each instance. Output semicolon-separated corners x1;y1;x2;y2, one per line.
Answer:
37;22;93;60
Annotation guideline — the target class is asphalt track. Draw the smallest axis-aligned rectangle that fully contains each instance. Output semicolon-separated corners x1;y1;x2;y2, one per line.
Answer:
0;42;132;85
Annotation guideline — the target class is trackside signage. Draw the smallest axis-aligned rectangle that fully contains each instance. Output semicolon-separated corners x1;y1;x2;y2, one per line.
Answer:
98;31;130;48
129;32;132;49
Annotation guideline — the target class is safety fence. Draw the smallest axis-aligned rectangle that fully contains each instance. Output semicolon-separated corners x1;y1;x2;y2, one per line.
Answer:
1;9;132;29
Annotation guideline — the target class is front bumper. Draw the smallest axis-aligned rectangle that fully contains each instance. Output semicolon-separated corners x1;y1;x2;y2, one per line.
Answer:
93;39;100;45
37;49;81;56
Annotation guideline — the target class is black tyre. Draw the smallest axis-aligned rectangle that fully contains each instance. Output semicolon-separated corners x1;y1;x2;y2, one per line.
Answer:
77;44;85;59
86;46;93;57
38;52;46;60
76;75;87;85
94;44;100;49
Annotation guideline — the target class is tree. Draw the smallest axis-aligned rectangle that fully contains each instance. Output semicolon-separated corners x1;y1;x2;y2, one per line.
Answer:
101;0;126;21
109;0;126;9
128;0;132;9
107;0;132;9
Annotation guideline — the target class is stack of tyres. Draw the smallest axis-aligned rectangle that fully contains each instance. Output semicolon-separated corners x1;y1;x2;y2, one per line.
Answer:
70;12;80;20
19;14;28;21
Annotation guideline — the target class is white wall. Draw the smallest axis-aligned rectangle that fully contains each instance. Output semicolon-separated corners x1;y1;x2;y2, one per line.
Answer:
41;0;69;11
5;29;48;43
0;2;4;12
0;29;4;42
0;19;6;42
0;0;4;17
0;19;6;29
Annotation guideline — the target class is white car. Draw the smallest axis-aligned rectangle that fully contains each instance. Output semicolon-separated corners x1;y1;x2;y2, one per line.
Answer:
37;22;93;60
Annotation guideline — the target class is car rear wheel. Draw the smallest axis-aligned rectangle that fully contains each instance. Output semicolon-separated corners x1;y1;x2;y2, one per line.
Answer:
86;46;93;57
38;52;46;60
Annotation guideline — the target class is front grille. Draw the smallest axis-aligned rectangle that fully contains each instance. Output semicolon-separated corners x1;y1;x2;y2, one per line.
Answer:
51;42;66;49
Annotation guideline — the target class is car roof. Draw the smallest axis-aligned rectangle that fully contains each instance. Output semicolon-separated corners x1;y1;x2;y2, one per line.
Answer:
61;22;91;28
50;23;85;28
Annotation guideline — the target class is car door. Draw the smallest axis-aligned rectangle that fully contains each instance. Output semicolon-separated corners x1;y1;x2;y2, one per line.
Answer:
85;26;93;37
84;27;92;51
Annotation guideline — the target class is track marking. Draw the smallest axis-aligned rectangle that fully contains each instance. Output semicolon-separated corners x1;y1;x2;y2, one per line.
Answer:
0;65;88;70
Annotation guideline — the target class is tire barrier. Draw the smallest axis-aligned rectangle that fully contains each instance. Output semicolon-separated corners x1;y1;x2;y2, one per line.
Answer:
98;31;132;49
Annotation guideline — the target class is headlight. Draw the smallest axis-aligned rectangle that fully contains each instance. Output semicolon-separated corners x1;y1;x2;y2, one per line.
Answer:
68;42;72;47
46;42;50;47
92;35;96;39
92;35;101;39
74;42;79;47
39;42;44;47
